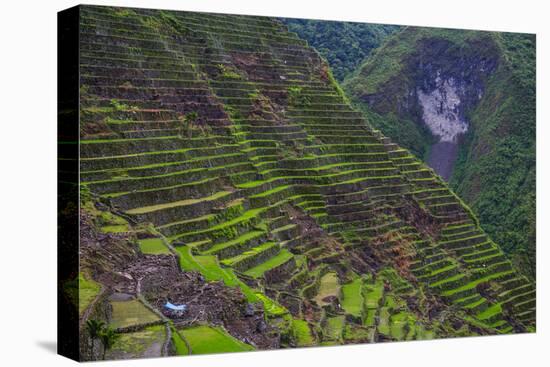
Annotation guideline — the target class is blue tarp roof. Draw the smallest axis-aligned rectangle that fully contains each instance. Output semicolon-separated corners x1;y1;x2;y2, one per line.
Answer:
164;302;187;311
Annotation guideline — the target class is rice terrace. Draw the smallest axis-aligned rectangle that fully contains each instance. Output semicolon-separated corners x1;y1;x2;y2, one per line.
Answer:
57;4;536;361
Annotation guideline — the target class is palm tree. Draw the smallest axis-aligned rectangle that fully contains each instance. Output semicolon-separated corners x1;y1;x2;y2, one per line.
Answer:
85;319;105;359
99;326;120;360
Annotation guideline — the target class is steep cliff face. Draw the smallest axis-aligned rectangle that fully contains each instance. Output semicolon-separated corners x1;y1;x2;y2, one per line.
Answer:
417;74;469;142
343;28;535;278
75;6;535;360
345;29;498;164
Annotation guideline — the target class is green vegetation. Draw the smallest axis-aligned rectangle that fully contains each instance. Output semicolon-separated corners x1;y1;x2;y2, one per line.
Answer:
79;273;101;314
86;319;105;358
138;238;170;255
101;224;130;233
86;319;127;360
175;239;289;316
452;33;536;278
288;86;311;107
126;191;232;215
174;246;260;302
291;319;315;346
110;299;161;329
323;316;345;342
75;6;535;360
64;272;101;315
344;27;480;95
217;64;242;80
314;272;340;306
175;246;202;272
107;325;165;360
283;19;400;81
244;249;293;278
171;328;190;355
99;326;120;360
185;255;239;286
110;98;137;112
96;210;130;233
255;292;288;317
389;311;418;340
477;303;502;321
354;105;434;159
342;28;490;159
343;27;535;278
179;325;254;355
341;278;364;318
364;278;384;307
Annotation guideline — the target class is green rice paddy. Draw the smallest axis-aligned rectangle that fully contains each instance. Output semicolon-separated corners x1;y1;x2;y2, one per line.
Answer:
179;325;254;355
110;299;161;329
138;238;170;255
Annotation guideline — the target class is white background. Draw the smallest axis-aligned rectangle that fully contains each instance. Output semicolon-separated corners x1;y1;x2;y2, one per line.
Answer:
0;0;547;365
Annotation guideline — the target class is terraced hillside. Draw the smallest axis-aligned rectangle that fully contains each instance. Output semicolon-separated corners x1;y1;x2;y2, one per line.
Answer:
342;28;536;278
76;5;535;360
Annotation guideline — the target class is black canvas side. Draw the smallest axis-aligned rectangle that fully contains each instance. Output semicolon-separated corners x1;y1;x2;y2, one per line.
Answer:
57;4;80;362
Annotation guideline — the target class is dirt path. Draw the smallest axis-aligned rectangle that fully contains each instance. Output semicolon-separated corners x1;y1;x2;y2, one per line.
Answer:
426;141;458;181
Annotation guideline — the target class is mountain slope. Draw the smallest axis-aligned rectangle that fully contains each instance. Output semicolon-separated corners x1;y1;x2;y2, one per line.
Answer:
283;18;400;81
343;27;536;278
74;6;535;360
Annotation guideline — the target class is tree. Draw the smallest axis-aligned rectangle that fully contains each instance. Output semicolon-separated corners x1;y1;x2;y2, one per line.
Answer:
85;319;105;359
99;326;120;360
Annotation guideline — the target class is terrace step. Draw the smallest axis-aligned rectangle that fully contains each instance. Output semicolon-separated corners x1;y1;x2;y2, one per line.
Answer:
77;7;533;334
170;207;263;243
126;190;237;226
200;230;268;259
243;249;295;279
221;241;281;272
